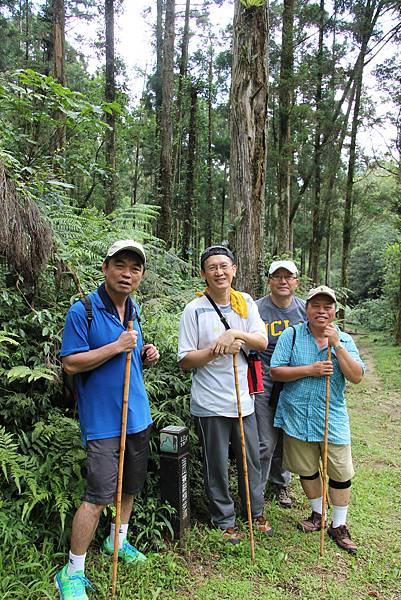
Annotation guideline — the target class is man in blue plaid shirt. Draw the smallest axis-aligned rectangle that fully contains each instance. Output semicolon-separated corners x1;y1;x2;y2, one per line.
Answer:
270;285;365;554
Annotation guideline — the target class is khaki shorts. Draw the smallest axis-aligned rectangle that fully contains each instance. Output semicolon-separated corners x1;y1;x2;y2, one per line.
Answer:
283;432;355;482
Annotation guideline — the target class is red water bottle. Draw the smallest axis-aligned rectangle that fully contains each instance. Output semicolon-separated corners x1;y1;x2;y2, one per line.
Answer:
247;351;264;395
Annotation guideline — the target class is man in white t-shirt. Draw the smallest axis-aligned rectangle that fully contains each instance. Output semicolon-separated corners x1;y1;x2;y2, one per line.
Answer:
178;246;272;544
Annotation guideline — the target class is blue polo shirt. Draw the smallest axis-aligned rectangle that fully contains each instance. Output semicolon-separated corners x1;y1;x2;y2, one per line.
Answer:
60;289;152;444
271;322;365;445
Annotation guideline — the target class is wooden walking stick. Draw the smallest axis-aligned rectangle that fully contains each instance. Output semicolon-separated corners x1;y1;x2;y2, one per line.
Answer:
232;353;255;562
320;345;332;557
111;321;133;597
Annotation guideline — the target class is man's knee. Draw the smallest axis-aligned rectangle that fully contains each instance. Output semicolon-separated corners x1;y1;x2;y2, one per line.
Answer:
259;438;276;460
329;478;351;489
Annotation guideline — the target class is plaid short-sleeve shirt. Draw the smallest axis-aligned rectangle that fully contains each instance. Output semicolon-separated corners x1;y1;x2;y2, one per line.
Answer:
271;322;365;445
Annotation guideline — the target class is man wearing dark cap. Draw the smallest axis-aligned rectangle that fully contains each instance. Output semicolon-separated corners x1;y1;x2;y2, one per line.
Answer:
256;260;306;508
56;240;159;600
270;285;365;554
178;246;272;544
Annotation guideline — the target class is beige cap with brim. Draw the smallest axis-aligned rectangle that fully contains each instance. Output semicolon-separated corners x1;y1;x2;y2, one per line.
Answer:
105;240;146;267
306;285;336;303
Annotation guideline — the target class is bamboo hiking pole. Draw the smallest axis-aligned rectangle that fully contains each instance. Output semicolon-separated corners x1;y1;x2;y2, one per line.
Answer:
111;320;133;597
320;344;332;557
232;353;255;562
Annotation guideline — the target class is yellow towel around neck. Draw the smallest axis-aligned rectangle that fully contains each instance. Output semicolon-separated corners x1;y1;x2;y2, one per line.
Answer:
196;287;248;319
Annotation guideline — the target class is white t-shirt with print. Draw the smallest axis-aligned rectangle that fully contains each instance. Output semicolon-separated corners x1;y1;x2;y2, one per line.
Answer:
177;293;268;417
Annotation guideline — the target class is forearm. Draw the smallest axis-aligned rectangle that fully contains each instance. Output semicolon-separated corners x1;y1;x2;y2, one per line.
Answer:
230;330;267;352
179;347;214;369
63;341;123;375
270;365;314;382
335;348;363;383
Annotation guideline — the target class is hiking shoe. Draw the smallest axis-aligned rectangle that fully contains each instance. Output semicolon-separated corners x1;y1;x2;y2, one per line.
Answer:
298;511;326;533
55;565;95;600
220;527;243;545
328;523;357;555
274;486;293;509
253;515;274;536
101;536;147;564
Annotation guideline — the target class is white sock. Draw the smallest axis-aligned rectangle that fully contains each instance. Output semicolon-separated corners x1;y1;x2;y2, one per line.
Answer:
309;496;323;515
67;551;86;576
332;505;348;528
110;522;129;549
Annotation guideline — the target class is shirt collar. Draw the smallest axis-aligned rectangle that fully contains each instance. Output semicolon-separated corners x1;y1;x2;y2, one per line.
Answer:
97;282;135;329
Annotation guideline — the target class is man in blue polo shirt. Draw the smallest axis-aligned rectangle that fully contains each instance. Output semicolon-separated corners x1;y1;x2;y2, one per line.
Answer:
270;285;365;554
56;240;159;600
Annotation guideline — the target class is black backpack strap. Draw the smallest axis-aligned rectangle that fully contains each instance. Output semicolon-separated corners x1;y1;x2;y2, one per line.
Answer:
204;292;230;330
80;295;93;330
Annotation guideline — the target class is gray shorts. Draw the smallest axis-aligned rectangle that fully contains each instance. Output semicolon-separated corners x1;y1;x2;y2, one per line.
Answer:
84;425;152;505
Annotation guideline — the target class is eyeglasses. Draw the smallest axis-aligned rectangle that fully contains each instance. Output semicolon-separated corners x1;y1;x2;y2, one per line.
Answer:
204;263;233;273
269;274;297;281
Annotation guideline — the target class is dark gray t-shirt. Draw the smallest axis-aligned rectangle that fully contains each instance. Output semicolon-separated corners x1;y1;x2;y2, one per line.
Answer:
256;295;306;395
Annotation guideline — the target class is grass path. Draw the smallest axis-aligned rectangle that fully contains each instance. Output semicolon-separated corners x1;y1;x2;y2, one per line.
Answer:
68;337;401;599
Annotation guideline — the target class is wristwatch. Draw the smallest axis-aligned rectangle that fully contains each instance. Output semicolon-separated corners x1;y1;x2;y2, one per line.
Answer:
333;342;343;351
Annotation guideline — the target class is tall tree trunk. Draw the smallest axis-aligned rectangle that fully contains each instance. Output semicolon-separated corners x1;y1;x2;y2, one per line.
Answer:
182;85;197;263
155;0;164;128
229;0;268;297
309;0;325;284
24;0;29;65
104;0;116;214
157;0;175;246
221;162;227;241
52;0;65;150
173;0;190;186
276;0;295;255
340;0;382;323
205;48;213;247
396;249;401;345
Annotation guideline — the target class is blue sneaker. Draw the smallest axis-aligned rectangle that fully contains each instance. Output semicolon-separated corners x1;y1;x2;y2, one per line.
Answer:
55;564;95;599
101;535;147;564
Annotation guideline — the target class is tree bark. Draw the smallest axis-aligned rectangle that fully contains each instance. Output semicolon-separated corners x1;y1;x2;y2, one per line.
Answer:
396;248;401;344
276;0;295;255
309;0;325;284
52;0;65;150
182;85;197;263
157;0;175;246
205;49;213;248
340;0;383;323
104;0;116;214
229;0;268;297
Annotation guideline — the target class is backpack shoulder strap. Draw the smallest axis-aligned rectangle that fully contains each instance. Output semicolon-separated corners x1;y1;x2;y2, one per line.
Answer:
80;295;93;330
204;292;230;330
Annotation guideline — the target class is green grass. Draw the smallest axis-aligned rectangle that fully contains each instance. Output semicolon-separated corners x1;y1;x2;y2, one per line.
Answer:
2;336;400;599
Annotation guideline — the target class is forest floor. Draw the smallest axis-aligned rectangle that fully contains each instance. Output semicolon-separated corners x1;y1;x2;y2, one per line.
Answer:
79;333;400;600
21;334;399;599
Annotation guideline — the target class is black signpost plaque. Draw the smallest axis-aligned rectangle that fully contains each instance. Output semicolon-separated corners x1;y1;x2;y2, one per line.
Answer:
159;426;190;539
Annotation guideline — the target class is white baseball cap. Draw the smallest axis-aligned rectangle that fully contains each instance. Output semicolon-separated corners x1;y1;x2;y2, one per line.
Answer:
268;260;298;276
306;285;337;303
105;240;146;267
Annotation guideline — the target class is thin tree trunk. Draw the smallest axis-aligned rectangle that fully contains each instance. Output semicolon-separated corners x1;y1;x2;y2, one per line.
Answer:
309;0;325;284
277;0;295;254
182;85;197;262
157;0;175;246
155;0;164;128
104;0;116;214
221;162;227;241
395;249;401;344
340;0;382;323
205;49;213;247
229;0;268;296
53;0;65;150
173;0;190;185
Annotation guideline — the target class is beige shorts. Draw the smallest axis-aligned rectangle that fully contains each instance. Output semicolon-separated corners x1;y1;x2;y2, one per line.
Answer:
283;432;355;482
